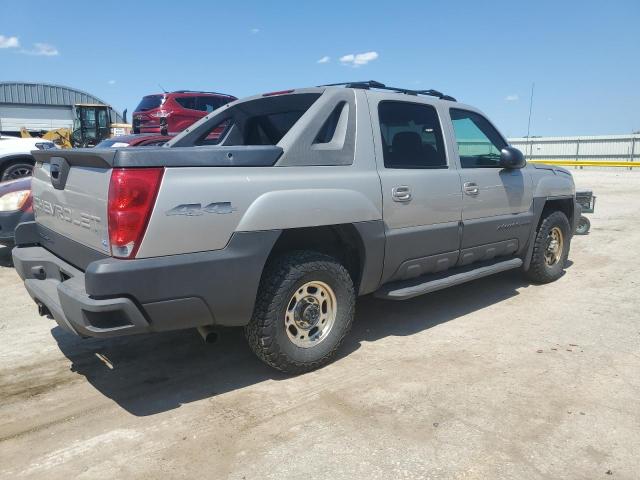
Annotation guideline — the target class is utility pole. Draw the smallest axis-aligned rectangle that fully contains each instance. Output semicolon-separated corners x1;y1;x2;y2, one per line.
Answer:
526;82;535;161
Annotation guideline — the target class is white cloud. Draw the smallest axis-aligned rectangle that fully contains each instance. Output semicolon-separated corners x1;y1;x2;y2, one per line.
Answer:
505;94;519;102
317;56;330;64
108;80;116;85
22;43;59;56
0;35;19;49
250;28;260;34
339;51;379;67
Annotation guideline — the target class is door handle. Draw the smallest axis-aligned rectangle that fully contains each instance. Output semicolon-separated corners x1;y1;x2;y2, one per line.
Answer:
392;186;412;202
463;182;479;196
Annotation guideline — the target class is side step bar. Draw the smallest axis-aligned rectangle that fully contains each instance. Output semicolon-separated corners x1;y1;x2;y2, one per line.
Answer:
375;258;523;301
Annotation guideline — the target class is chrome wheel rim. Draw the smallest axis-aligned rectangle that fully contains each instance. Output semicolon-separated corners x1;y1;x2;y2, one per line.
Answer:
285;281;337;348
544;226;564;266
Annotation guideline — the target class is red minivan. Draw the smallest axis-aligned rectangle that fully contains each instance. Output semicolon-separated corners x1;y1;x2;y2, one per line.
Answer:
132;90;236;135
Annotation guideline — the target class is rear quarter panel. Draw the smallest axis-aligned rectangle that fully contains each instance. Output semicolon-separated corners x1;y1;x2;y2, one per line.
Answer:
137;165;382;258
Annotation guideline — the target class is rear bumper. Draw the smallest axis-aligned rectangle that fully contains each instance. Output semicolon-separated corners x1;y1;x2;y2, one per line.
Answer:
13;245;214;338
12;224;280;338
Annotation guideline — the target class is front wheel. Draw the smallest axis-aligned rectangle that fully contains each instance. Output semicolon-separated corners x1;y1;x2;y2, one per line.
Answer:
245;251;355;374
525;210;571;284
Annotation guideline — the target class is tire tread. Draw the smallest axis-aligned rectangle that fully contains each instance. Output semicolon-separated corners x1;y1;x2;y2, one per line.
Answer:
245;251;355;374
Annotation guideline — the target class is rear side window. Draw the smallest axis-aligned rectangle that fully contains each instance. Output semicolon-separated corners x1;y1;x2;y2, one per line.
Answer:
197;93;321;146
196;96;229;113
175;96;197;110
450;109;507;168
135;95;165;111
378;101;447;169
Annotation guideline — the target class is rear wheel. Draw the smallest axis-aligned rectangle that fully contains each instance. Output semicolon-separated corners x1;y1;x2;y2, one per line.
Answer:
525;210;571;284
1;161;33;181
245;251;355;374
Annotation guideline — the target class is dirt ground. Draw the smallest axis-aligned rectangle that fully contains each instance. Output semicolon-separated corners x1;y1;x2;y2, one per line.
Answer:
1;170;639;480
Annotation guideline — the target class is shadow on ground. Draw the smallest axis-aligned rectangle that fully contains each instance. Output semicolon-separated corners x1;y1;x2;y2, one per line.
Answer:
53;269;532;416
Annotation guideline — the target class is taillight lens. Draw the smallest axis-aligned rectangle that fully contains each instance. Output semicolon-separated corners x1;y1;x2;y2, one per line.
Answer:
108;168;163;259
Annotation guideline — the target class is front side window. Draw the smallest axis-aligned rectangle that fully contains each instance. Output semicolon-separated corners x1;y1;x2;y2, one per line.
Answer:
450;109;506;168
378;101;447;169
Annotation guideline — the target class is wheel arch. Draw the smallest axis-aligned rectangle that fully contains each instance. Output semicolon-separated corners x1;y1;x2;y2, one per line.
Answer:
541;197;575;227
263;221;385;295
0;154;35;176
523;196;575;271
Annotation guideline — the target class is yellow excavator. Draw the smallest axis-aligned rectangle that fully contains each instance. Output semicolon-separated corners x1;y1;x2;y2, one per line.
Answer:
21;103;131;148
21;126;73;148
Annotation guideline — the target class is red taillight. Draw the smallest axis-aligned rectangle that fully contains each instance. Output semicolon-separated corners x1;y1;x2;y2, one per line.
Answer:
108;168;163;259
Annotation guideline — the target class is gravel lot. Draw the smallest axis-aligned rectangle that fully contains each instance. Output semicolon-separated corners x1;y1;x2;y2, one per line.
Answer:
1;170;639;480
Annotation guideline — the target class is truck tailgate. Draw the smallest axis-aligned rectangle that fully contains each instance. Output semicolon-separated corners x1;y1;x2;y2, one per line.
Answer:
31;150;113;255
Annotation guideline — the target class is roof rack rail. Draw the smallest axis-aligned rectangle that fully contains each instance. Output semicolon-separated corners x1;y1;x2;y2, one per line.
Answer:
171;90;234;96
319;80;456;101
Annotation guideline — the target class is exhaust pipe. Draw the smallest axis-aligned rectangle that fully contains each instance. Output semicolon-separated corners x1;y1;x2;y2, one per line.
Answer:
197;326;219;344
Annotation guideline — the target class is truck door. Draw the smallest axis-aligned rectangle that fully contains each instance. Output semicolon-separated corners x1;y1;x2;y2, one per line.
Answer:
447;108;533;266
368;95;463;284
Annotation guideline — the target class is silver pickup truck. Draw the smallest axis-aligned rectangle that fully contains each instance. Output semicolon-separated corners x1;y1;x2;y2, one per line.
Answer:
12;81;578;373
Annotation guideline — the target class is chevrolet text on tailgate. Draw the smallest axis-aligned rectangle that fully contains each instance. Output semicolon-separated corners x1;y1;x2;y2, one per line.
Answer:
13;81;578;373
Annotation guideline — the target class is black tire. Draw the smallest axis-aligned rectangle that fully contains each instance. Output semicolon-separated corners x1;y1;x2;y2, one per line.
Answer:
525;210;571;284
575;215;590;235
1;161;34;181
245;251;356;374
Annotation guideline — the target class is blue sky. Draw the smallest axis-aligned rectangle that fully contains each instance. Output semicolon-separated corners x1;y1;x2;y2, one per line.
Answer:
1;0;638;137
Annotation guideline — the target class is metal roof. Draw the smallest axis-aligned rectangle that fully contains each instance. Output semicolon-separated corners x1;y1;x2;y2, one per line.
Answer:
0;81;123;122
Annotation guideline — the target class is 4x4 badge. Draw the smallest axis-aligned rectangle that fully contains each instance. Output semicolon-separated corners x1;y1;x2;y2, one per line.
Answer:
166;202;236;216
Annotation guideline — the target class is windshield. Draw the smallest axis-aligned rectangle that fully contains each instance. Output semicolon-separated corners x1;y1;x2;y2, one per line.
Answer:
135;95;165;112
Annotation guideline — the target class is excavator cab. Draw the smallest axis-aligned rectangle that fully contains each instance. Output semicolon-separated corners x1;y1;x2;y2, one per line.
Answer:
71;104;112;148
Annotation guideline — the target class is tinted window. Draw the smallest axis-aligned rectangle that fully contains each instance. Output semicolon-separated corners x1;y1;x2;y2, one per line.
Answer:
196;96;228;113
175;96;197;110
450;109;507;168
98;109;108;128
197;93;321;146
378;102;447;169
135;95;165;112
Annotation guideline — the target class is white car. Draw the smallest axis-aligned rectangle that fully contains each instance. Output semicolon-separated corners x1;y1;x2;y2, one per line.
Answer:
0;136;56;181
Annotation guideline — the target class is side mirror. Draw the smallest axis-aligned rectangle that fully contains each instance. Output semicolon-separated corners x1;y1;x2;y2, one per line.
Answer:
499;146;526;169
